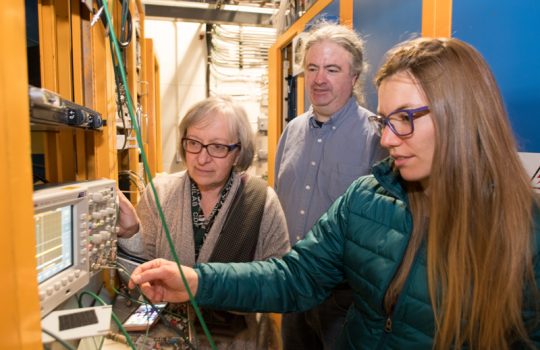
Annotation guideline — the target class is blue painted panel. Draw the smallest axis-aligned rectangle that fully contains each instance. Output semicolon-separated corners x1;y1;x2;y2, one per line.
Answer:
306;1;340;30
452;0;540;152
318;0;340;22
354;0;423;113
298;0;340;30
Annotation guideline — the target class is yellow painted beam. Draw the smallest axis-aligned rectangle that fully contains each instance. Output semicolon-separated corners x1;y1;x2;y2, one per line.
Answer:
39;0;58;90
0;1;42;348
145;38;157;178
297;74;305;117
267;42;282;187
422;0;453;37
91;1;119;181
39;0;77;182
55;0;73;99
340;0;354;28
154;59;163;174
71;2;88;181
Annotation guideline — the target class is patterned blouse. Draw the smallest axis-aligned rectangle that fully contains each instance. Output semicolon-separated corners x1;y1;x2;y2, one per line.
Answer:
190;173;235;259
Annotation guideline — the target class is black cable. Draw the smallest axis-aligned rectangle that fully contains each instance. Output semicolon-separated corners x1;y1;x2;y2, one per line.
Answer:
99;2;131;151
118;0;132;48
94;0;131;49
33;173;49;184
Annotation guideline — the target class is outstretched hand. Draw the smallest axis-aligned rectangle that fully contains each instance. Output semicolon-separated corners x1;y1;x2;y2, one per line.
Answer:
128;258;199;303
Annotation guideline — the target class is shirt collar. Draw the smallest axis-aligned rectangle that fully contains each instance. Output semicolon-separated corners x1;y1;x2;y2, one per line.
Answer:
308;96;357;129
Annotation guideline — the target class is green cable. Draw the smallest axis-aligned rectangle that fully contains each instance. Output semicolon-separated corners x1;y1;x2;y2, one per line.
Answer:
100;2;216;349
41;328;77;350
77;290;137;350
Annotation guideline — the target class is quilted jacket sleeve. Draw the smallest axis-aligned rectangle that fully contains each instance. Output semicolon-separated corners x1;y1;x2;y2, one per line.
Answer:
193;181;357;313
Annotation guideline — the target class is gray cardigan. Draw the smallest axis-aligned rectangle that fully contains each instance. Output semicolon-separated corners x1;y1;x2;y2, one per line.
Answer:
136;170;290;264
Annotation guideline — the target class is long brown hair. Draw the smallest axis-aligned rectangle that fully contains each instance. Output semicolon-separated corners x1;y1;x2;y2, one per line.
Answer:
375;37;538;349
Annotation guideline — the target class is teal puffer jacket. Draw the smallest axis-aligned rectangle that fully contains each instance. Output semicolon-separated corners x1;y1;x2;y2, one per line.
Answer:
195;159;540;349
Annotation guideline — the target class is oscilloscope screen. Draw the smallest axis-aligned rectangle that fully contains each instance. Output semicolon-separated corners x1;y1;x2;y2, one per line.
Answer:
35;205;73;284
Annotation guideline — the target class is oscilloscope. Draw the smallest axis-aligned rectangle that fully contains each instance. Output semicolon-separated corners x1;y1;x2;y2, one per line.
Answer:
34;179;118;316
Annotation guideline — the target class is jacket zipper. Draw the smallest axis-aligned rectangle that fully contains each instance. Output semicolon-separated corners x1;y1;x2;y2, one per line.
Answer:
384;317;392;333
375;244;424;349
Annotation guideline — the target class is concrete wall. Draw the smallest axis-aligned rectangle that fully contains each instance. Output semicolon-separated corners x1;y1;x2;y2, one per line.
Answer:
144;19;208;174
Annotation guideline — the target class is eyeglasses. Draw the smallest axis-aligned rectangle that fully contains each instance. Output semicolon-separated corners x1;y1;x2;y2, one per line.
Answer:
182;138;241;158
368;106;430;137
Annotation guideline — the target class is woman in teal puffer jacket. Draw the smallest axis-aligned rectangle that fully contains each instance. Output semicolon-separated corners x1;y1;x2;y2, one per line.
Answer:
129;37;540;349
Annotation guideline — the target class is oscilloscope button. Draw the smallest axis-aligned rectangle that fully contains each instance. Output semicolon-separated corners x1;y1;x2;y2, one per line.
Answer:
39;291;46;300
54;282;61;290
92;234;102;244
92;192;104;202
74;269;81;277
46;287;53;296
61;278;68;286
100;230;111;240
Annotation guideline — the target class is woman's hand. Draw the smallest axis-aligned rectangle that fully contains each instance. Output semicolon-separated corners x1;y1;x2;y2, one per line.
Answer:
128;258;199;303
116;190;140;238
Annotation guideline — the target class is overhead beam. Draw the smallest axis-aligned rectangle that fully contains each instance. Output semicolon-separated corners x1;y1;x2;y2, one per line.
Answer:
144;4;274;27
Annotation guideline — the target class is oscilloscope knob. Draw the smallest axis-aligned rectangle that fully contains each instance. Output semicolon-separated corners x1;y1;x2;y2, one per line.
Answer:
100;230;111;240
92;234;102;244
91;192;104;202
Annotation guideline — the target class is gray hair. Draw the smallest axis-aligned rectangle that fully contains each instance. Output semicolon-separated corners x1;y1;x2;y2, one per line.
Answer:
178;95;255;171
301;22;368;104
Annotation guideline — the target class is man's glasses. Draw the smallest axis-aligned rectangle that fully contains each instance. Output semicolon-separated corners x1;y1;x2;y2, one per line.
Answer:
182;138;241;158
368;106;430;137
